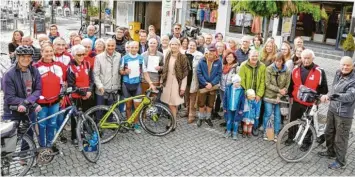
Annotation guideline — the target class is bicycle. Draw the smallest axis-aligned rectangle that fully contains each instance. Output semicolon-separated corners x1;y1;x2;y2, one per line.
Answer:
85;87;175;144
276;93;328;162
1;87;101;176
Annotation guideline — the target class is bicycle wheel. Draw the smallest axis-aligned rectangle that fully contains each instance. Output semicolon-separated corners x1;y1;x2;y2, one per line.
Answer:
139;103;175;136
1;134;36;176
276;120;316;163
85;105;122;144
76;115;101;163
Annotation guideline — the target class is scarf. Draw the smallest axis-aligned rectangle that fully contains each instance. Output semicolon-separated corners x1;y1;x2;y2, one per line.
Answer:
161;51;189;90
223;64;233;74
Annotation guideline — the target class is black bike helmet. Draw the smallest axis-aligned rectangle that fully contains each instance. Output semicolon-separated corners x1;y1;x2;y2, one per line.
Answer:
297;85;317;103
15;45;34;56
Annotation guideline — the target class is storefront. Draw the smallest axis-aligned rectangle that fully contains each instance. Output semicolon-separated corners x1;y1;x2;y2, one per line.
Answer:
186;0;219;30
292;1;354;48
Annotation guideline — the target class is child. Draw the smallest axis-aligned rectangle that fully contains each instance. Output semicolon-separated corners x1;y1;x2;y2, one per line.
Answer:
242;89;261;138
223;74;245;140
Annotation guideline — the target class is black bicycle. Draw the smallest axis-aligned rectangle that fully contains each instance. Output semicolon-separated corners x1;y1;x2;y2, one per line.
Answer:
1;87;101;176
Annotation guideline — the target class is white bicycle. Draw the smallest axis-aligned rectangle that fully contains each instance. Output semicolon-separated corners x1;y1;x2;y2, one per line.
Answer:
276;93;327;162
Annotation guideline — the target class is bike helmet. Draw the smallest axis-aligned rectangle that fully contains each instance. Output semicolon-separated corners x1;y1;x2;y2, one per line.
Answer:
297;85;317;103
15;45;34;56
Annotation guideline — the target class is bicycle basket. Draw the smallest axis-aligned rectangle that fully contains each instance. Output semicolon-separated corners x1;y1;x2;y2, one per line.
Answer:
279;97;289;116
297;85;317;103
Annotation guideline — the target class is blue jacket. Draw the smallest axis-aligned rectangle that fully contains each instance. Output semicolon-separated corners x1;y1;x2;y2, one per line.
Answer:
2;64;42;118
197;57;222;89
243;99;261;120
235;48;250;65
223;84;245;112
84;34;97;50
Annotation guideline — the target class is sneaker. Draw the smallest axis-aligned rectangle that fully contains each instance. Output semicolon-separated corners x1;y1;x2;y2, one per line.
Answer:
71;139;78;146
197;119;203;127
252;127;259;136
205;119;213;127
285;139;294;146
318;151;336;159
134;124;142;134
224;132;231;139
328;161;345;170
232;134;238;140
273;135;278;142
263;133;268;141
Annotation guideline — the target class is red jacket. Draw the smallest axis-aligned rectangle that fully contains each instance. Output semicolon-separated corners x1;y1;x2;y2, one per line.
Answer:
54;51;73;66
84;50;97;70
34;60;66;104
291;65;322;106
67;60;93;99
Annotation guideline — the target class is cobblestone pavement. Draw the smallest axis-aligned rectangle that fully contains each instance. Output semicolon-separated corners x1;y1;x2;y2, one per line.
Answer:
1;17;355;176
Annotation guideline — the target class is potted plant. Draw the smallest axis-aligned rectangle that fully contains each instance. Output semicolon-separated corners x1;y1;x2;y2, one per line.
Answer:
342;33;355;57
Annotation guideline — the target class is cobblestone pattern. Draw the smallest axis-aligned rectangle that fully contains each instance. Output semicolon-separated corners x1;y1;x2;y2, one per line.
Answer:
1;17;355;176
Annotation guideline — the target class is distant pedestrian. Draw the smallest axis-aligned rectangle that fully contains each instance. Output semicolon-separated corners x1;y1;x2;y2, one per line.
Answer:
48;24;60;43
84;25;97;50
8;30;24;63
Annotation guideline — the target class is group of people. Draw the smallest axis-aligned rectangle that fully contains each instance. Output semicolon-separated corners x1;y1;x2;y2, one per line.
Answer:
3;22;355;170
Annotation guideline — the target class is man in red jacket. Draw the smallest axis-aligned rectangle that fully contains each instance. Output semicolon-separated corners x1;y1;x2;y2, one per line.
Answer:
286;49;328;151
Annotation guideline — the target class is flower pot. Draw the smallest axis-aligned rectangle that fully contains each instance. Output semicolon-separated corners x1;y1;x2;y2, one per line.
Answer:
343;51;354;57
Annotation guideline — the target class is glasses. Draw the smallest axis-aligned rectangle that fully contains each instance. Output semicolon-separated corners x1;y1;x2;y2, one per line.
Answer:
174;28;180;30
76;53;85;57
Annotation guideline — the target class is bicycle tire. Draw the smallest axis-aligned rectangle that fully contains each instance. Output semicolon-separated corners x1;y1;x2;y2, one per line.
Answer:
139;103;175;136
76;115;101;163
276;120;316;163
1;134;36;176
85;105;122;144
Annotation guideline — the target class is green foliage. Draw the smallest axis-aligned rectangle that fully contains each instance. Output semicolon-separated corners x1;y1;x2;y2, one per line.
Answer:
88;6;99;17
231;0;323;21
342;33;355;51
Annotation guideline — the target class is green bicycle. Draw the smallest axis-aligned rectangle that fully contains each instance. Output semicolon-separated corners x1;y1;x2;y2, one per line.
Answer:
85;89;175;144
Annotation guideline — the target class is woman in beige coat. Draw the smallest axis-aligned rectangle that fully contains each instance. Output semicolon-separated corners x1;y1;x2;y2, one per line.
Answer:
161;38;189;129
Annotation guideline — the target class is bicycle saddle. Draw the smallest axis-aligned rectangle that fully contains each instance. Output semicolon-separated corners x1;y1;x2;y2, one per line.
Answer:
0;121;17;138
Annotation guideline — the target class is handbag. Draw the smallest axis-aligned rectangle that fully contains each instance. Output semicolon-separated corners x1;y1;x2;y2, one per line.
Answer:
266;117;274;141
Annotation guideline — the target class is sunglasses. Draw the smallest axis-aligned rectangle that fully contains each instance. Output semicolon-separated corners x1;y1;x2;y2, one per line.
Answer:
76;53;85;57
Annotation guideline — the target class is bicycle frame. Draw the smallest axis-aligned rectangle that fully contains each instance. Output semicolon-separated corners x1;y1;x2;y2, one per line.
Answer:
22;105;78;147
99;94;151;129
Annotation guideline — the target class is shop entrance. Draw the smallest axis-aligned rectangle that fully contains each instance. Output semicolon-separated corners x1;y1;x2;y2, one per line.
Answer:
134;1;162;35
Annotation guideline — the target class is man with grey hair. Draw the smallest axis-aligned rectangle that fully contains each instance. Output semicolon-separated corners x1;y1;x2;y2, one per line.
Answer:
141;38;164;93
67;44;94;144
84;25;97;50
22;36;41;63
94;38;121;111
318;56;355;169
235;36;251;65
286;49;328;150
53;37;72;66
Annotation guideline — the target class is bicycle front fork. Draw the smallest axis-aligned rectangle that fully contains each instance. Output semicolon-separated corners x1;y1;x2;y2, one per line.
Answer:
294;119;310;146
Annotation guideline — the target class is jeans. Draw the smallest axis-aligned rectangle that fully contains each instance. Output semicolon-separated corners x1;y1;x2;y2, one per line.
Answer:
56;108;64;131
263;101;281;135
226;110;242;135
37;103;59;147
253;101;262;129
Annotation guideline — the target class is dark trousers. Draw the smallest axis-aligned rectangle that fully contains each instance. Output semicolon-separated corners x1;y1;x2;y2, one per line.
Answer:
288;101;311;140
325;111;353;166
95;94;115;123
214;92;221;114
71;98;92;140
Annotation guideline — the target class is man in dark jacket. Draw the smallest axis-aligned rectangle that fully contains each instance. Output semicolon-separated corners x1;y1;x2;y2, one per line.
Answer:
22;36;41;63
318;56;355;169
112;27;127;55
287;49;328;151
196;46;222;127
235;36;250;65
2;46;42;126
138;30;148;54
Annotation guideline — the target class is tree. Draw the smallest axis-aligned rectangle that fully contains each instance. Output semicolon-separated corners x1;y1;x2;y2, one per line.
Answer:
232;0;324;39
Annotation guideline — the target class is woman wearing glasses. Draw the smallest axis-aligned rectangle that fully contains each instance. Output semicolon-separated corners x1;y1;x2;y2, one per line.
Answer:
66;44;94;144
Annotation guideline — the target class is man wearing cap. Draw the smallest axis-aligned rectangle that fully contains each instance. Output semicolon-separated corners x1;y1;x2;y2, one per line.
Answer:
286;49;328;151
196;46;222;127
235;36;251;65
